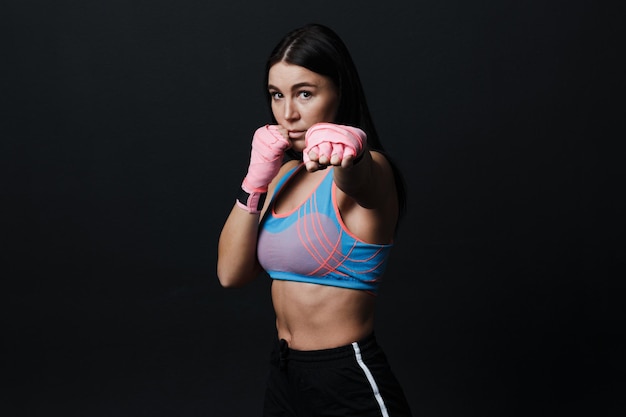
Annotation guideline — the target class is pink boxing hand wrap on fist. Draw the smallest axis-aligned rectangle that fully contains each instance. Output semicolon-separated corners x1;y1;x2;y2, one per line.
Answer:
238;125;290;213
303;123;367;165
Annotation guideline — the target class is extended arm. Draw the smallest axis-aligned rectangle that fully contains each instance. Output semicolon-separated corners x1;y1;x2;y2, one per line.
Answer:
303;123;397;212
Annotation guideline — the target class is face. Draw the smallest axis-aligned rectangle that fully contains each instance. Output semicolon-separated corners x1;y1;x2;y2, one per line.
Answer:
268;61;340;152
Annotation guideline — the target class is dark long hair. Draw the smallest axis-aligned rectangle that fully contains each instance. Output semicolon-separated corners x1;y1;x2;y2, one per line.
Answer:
264;23;406;219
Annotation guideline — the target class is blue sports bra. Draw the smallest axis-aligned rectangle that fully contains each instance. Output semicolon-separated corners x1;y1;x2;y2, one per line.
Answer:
257;164;393;293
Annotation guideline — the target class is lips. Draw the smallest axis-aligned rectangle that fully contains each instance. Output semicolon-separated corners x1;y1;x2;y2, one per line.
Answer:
288;130;306;139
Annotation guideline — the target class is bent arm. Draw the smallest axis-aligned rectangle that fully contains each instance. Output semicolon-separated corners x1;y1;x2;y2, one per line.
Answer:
217;205;263;288
217;125;292;287
217;161;296;287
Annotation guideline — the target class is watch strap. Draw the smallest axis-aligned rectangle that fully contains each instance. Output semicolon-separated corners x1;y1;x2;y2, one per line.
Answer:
236;188;267;214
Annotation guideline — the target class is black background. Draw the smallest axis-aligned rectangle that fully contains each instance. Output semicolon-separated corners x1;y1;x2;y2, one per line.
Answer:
2;1;623;416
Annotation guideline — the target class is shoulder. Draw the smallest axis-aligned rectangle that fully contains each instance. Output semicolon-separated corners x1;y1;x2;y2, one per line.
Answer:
370;150;394;178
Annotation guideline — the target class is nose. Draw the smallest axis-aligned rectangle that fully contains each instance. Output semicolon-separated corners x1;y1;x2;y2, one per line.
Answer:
283;99;299;121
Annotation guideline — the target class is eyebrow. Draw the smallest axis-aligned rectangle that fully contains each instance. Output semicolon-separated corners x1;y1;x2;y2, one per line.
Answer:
267;82;319;91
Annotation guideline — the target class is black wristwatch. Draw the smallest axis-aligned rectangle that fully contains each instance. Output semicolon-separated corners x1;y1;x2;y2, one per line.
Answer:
236;188;267;213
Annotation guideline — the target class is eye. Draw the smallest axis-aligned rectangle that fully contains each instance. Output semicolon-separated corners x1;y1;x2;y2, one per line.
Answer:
299;90;312;99
269;91;283;100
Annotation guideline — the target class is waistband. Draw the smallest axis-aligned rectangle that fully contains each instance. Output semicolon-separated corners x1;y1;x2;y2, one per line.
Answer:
277;333;378;366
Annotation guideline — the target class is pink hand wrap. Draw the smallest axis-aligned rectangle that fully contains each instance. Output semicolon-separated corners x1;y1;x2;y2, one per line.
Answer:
238;125;290;213
242;125;290;193
303;123;367;165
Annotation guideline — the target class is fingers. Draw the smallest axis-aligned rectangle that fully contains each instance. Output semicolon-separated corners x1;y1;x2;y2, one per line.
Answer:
305;140;361;171
309;143;347;165
340;154;355;168
304;146;326;172
316;142;332;165
330;143;344;165
272;125;290;142
304;160;322;172
266;125;291;150
303;123;367;170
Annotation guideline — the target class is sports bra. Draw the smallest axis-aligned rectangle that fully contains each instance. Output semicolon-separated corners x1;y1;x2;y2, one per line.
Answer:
257;164;393;293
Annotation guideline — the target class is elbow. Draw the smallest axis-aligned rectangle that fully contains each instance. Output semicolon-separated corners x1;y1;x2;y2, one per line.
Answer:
216;266;239;288
216;263;255;288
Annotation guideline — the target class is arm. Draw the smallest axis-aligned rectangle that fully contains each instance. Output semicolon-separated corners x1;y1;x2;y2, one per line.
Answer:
303;123;399;243
303;123;395;211
216;125;290;287
217;204;263;288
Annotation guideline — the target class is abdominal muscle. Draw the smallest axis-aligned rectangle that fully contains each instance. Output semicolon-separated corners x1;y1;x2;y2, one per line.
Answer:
271;279;376;350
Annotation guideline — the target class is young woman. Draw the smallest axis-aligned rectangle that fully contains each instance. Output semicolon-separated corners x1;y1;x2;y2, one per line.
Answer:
217;23;412;416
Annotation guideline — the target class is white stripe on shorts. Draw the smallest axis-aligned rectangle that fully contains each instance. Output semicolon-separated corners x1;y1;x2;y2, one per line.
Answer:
352;341;389;417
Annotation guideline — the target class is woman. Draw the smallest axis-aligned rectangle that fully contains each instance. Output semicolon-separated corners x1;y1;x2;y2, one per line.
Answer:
217;23;412;416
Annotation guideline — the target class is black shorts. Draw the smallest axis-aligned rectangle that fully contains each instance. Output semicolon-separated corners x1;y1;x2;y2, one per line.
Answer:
262;333;413;417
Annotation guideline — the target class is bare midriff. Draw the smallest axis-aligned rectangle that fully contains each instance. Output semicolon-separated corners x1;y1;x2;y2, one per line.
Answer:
271;279;376;350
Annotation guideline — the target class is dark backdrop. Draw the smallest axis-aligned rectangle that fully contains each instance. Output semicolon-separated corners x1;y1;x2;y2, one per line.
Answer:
2;1;623;416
